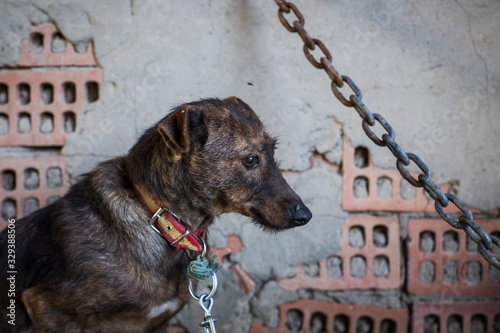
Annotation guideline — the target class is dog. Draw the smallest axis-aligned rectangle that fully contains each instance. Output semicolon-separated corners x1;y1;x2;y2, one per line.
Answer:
0;97;312;332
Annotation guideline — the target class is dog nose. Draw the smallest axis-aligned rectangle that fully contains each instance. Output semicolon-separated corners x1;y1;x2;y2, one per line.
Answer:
290;202;312;226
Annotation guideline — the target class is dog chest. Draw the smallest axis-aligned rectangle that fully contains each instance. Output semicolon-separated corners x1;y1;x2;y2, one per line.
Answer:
148;298;182;319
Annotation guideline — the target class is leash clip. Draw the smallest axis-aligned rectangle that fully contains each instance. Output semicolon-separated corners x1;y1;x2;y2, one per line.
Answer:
198;294;217;333
188;238;218;333
189;274;218;333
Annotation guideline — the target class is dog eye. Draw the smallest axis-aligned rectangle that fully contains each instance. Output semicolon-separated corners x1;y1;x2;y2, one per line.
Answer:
242;155;259;169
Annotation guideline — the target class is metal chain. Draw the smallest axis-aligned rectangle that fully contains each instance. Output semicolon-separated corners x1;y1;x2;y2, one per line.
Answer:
274;0;500;269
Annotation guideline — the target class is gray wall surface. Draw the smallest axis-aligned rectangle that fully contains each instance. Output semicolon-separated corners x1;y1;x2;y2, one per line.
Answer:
1;0;499;332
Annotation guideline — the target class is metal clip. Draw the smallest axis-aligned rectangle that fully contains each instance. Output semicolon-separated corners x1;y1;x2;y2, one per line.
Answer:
198;294;217;333
189;238;218;333
150;207;165;235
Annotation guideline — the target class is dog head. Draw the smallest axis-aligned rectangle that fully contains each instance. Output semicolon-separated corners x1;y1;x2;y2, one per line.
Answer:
155;97;312;231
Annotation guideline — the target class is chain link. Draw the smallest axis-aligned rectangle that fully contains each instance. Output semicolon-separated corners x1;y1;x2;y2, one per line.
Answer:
274;0;500;269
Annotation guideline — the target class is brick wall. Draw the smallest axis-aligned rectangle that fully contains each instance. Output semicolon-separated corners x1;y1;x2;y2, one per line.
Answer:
247;140;500;333
0;23;102;227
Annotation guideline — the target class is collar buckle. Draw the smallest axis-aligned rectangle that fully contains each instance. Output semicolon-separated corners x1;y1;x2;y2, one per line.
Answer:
150;207;191;246
134;184;204;252
150;207;166;235
171;229;190;246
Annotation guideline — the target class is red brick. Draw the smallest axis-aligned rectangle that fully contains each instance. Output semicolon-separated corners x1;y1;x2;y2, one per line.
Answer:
0;23;103;148
251;299;408;333
210;235;256;294
210;235;243;263
0;156;69;227
341;140;458;213
279;214;401;291
14;23;98;67
412;301;500;333
407;219;500;295
230;263;257;294
0;69;103;147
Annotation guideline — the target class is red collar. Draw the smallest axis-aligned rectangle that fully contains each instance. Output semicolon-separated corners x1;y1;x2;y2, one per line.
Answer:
133;184;205;252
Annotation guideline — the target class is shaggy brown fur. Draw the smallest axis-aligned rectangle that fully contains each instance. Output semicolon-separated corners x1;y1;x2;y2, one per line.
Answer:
0;97;311;332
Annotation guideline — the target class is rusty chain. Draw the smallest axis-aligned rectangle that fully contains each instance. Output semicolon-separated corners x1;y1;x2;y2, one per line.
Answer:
274;0;500;269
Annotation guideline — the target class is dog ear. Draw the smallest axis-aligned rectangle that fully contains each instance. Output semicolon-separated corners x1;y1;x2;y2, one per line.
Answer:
225;96;260;121
157;105;207;153
226;96;250;109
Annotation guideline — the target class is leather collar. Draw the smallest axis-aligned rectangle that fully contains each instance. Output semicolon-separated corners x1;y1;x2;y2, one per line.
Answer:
133;184;205;252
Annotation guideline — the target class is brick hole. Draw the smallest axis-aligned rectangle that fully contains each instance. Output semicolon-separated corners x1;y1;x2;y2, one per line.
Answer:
356;316;374;333
23;197;39;216
350;255;367;278
373;225;388;247
41;83;54;104
18;83;31;105
86;81;99;102
63;111;76;133
465;260;482;285
354;146;369;168
380;319;397;333
349;225;365;248
449;179;460;196
0;113;9;134
46;167;63;189
1;170;16;191
490;264;500;284
492;231;500;254
353;176;369;198
376;176;393;199
419;231;436;253
0;83;8;104
74;41;88;54
424;315;440;333
47;196;59;205
310;312;327;333
494;314;500;333
400;179;417;200
51;32;66;53
466;235;478;253
442;230;459;253
285;309;303;332
29;32;44;54
17;112;32;134
304;261;320;278
62;82;76;104
447;314;463;333
442;260;458;285
419;260;436;284
471;314;487;333
490;232;500;282
326;255;343;278
40;112;54;134
1;198;17;220
24;168;40;190
333;314;350;333
373;255;390;277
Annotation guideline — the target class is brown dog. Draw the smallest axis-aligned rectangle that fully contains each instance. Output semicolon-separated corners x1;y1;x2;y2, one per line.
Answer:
0;97;312;332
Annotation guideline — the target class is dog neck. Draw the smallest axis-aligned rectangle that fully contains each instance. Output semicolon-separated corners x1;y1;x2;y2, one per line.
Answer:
133;184;205;252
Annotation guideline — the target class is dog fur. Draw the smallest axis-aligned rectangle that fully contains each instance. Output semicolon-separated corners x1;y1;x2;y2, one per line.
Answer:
0;97;312;332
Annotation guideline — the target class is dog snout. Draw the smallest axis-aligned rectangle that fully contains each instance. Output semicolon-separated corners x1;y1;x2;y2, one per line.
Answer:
290;201;312;226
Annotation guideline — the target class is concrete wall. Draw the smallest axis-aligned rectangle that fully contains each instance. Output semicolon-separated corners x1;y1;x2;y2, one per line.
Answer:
1;0;499;332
